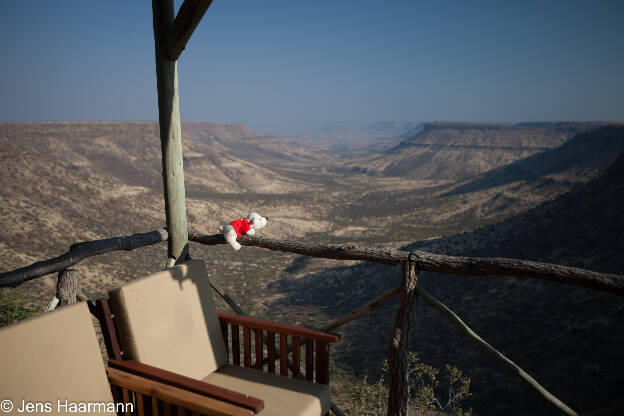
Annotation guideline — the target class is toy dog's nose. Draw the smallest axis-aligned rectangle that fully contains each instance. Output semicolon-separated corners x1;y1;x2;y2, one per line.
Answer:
265;216;269;220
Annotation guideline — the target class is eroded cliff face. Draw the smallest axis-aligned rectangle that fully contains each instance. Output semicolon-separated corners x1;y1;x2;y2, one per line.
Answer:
349;122;601;180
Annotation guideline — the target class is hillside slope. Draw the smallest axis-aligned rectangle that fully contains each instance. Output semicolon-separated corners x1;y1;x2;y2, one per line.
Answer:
349;122;602;180
270;151;624;415
332;125;624;243
0;121;334;302
183;122;328;165
447;124;624;196
0;122;314;195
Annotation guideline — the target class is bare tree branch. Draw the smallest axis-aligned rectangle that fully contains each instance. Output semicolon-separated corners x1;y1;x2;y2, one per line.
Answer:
0;230;168;288
189;232;624;296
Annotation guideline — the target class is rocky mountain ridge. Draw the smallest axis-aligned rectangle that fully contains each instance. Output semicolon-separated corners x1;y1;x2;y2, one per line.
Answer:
348;122;607;180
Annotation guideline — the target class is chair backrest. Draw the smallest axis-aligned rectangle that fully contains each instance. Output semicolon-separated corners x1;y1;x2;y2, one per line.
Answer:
109;260;227;380
0;302;115;415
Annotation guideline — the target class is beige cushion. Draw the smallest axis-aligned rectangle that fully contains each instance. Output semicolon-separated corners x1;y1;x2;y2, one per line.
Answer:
109;259;227;379
0;302;115;415
204;366;331;416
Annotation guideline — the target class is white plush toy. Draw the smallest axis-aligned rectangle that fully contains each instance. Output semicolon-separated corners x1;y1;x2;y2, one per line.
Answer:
219;213;268;251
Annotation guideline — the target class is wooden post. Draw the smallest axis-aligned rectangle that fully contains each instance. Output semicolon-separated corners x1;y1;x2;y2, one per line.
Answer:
386;260;418;416
315;341;329;385
152;0;190;264
56;269;78;307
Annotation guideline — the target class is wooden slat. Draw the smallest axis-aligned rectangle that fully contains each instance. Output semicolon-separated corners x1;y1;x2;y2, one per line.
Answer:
243;327;251;368
144;394;154;415
292;336;300;378
122;388;132;416
177;406;185;416
218;313;340;343
107;367;254;416
280;333;287;377
267;331;275;374
306;339;314;382
221;321;229;360
164;402;171;416
137;392;145;416
109;360;264;413
254;329;263;371
315;341;329;385
231;324;240;366
95;299;122;360
112;385;123;410
152;398;159;416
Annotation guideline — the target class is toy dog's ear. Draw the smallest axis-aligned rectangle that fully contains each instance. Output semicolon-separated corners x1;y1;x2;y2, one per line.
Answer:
247;212;260;225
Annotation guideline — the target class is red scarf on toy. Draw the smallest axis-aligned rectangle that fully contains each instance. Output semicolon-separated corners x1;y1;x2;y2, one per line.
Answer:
230;218;251;237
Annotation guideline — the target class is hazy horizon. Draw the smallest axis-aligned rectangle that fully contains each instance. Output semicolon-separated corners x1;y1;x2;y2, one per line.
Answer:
2;119;620;138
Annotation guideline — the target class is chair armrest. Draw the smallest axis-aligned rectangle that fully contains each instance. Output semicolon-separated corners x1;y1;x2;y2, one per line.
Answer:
218;312;340;343
107;367;254;416
109;359;264;414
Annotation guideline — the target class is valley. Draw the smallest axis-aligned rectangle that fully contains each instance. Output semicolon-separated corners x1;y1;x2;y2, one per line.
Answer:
1;120;623;415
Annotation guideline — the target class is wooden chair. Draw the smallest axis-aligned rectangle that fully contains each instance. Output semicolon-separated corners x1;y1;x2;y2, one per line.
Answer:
0;301;255;416
97;260;340;416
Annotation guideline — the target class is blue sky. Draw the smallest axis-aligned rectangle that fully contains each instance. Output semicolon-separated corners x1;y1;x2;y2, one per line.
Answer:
0;0;622;131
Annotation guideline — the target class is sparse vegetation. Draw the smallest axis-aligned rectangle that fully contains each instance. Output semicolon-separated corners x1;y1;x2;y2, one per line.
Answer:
0;288;40;327
346;352;472;416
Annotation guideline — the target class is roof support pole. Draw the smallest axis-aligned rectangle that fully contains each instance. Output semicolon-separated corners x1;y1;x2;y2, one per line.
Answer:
152;0;189;264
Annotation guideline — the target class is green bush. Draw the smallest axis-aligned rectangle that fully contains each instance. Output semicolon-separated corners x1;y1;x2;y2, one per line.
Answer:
346;352;472;416
0;288;39;327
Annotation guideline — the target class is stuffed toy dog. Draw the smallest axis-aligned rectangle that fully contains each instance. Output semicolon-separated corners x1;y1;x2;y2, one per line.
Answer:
219;213;268;250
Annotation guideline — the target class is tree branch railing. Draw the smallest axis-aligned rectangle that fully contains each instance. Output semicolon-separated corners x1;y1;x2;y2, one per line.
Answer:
322;284;402;332
188;233;624;296
2;229;623;416
3;231;622;296
415;282;578;416
0;230;168;288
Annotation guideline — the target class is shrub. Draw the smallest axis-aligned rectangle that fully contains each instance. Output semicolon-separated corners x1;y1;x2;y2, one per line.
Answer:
346;352;472;416
0;288;39;327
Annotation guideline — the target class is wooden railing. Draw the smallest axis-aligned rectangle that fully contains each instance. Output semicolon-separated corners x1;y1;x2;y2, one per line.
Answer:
2;230;624;416
188;233;624;296
218;312;339;385
0;230;168;288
